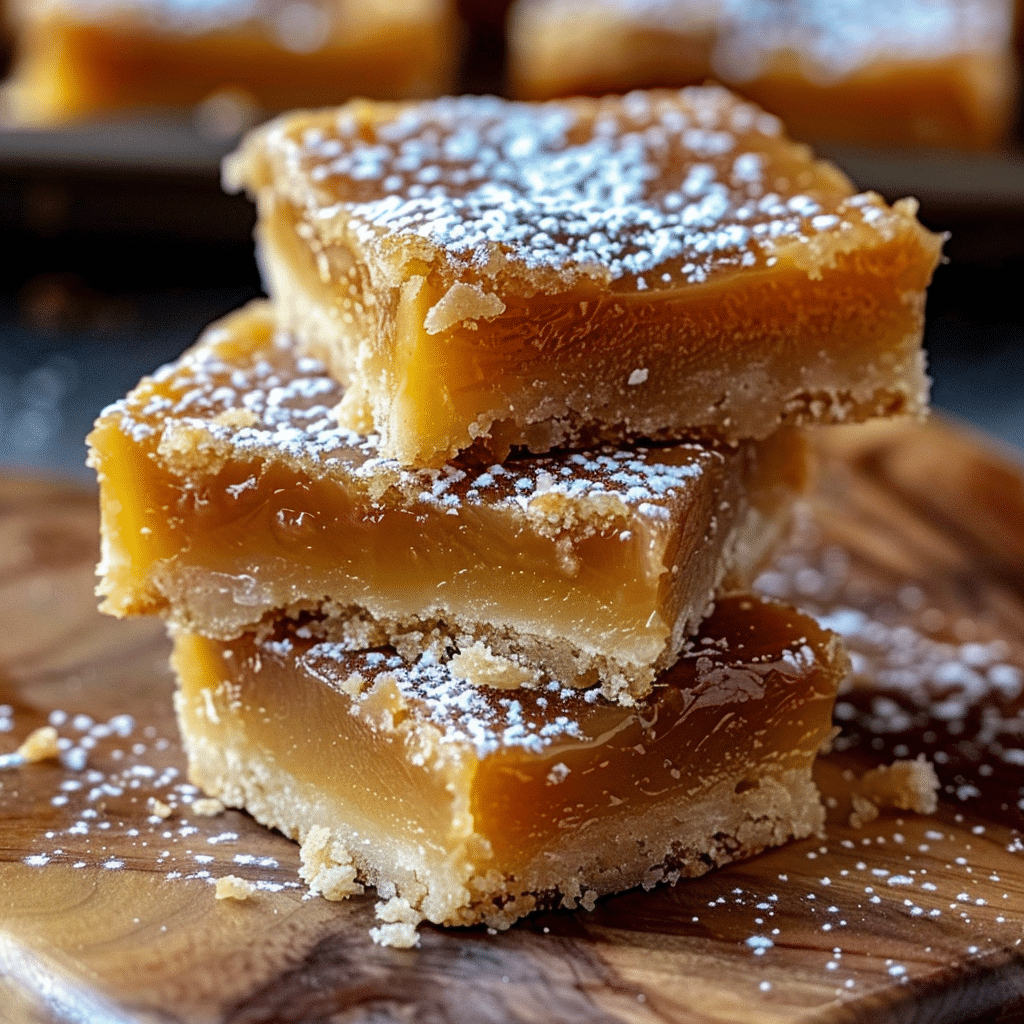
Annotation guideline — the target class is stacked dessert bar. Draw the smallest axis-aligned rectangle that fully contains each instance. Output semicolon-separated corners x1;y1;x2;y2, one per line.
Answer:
88;86;943;947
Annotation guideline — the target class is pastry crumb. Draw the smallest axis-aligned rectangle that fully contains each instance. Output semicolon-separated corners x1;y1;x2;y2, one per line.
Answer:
449;642;539;690
191;797;225;816
849;754;939;828
215;874;257;900
849;793;879;829
299;825;364;900
148;797;173;819
369;921;420;948
369;896;424;947
212;409;259;431
18;726;60;763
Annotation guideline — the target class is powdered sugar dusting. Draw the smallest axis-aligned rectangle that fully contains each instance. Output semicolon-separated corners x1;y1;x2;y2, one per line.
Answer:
1;703;301;894
303;644;586;757
251;87;878;287
756;502;1024;823
275;594;831;758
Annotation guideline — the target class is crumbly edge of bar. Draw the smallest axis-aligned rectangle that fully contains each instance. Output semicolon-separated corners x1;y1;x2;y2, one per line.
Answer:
363;355;931;467
162;593;675;702
179;709;824;947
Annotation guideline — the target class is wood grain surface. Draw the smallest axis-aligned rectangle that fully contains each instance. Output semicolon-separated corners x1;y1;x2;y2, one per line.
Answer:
1;417;1023;1024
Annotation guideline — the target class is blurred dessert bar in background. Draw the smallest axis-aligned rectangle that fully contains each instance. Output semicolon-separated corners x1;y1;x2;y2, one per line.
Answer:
1;0;460;125
225;88;942;468
510;0;720;100
508;0;1019;149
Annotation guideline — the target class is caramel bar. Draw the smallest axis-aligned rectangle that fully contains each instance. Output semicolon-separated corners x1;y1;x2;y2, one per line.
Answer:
172;593;847;946
88;301;804;701
3;0;459;125
508;0;1017;150
225;87;943;467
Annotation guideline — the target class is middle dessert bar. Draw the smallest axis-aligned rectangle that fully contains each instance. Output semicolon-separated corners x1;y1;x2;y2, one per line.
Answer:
88;301;806;701
226;86;943;467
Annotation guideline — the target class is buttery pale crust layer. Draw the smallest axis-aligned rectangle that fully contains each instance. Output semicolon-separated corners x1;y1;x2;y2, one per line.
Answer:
226;87;943;467
88;301;806;701
3;0;460;125
172;595;846;946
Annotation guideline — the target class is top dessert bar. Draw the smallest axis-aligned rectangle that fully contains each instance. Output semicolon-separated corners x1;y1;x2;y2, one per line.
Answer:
508;0;1017;151
226;87;944;468
3;0;459;125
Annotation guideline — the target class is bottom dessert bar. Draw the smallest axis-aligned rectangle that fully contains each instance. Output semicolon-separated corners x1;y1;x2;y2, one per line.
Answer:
172;594;847;947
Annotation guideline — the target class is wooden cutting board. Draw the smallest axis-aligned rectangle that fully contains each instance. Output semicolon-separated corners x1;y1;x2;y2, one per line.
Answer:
1;417;1023;1024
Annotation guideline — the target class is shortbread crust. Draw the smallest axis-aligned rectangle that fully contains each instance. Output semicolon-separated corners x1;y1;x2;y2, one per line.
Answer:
225;87;943;467
88;301;805;700
172;594;846;946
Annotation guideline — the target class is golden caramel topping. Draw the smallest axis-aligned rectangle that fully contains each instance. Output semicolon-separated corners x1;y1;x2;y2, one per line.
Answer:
284;593;843;758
